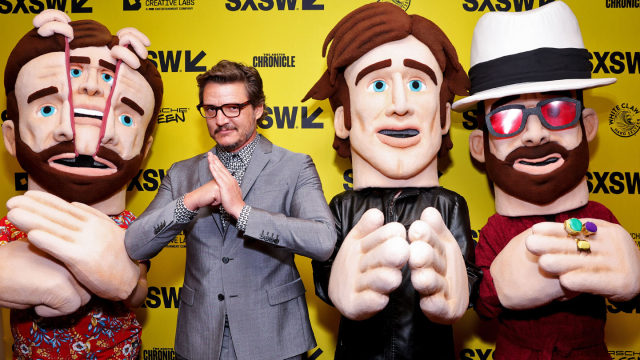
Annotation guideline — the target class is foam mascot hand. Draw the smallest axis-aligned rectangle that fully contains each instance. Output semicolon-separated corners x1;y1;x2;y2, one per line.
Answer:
112;27;152;70
328;209;410;320
491;228;576;310
0;239;91;317
527;220;640;302
408;208;469;324
6;191;140;301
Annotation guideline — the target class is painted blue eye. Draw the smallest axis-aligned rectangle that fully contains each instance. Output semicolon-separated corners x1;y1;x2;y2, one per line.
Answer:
38;105;57;117
119;115;133;127
101;73;114;85
368;80;388;92
408;80;426;92
70;69;82;78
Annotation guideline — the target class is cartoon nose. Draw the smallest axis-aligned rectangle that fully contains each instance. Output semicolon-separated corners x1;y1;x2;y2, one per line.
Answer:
53;100;74;142
386;73;414;117
78;68;104;97
520;114;550;146
100;112;119;147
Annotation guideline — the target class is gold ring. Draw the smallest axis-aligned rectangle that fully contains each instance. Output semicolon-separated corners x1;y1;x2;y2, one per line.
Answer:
564;218;582;236
576;238;590;253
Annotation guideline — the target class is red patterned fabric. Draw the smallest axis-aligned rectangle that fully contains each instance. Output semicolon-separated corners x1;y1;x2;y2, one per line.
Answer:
0;211;142;360
475;201;618;359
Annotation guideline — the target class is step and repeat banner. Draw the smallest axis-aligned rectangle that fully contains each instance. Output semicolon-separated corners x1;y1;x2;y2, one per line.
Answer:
0;0;638;359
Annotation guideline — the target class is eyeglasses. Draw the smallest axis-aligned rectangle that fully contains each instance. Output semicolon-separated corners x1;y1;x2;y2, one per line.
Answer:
485;97;582;138
197;100;251;119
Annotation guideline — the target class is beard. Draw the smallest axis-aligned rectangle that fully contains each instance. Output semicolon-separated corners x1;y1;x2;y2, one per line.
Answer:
214;122;256;153
14;127;143;206
484;123;589;206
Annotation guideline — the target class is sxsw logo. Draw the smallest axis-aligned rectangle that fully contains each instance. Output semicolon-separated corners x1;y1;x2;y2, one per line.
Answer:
586;171;640;195
608;300;640;314
127;169;167;192
225;0;323;11
148;50;207;73
591;52;640;74
257;106;324;129
462;0;554;12
0;0;91;14
15;173;28;191
142;286;181;308
460;348;494;359
158;107;188;124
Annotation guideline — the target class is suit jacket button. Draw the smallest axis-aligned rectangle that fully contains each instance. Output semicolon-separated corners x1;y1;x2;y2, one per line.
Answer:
218;294;225;301
273;239;279;244
222;257;229;264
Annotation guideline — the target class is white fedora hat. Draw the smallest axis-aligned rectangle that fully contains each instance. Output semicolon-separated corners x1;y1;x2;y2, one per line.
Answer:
452;1;616;112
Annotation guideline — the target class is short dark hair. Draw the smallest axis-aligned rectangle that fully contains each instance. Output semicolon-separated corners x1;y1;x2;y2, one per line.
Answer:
303;3;470;158
196;60;267;122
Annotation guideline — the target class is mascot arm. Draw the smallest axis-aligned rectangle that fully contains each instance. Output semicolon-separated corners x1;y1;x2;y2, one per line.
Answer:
527;220;640;302
0;239;91;317
6;191;140;302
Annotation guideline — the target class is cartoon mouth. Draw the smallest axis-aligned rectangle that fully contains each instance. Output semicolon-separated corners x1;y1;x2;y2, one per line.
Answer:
74;108;104;120
53;155;109;169
517;157;560;167
48;154;117;176
513;154;565;175
378;129;420;138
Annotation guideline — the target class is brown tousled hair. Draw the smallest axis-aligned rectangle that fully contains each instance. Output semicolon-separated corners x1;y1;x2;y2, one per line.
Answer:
303;2;470;158
4;20;163;144
196;60;267;123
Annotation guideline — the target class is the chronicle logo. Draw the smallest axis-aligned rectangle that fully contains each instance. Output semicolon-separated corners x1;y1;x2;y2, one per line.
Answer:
253;53;295;68
124;0;195;11
0;0;92;14
609;103;640;137
142;348;176;360
377;0;410;11
605;0;639;8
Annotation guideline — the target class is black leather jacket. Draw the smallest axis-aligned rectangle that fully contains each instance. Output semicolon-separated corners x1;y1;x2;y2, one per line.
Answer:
312;187;481;360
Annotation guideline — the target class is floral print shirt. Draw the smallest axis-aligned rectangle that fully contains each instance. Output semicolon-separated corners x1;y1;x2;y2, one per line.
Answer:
0;211;142;360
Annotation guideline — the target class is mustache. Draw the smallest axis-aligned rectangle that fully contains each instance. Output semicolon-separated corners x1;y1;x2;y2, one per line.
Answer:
215;124;236;134
503;142;570;165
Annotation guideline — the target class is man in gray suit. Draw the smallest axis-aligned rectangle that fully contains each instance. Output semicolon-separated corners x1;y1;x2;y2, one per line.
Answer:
124;60;336;360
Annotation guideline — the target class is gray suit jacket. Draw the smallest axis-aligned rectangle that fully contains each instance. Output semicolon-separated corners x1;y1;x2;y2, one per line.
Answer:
125;136;336;360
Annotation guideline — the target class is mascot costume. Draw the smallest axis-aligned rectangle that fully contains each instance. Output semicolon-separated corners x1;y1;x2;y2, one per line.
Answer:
304;3;481;359
0;10;162;359
452;2;640;358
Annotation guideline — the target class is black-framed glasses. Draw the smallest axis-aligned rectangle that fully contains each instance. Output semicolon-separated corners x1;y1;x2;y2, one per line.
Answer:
485;97;582;138
197;100;251;119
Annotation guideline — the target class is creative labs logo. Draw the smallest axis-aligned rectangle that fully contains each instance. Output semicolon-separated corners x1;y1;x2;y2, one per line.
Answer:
158;107;189;124
225;0;323;11
142;348;176;360
253;53;295;68
605;0;640;8
462;0;554;12
167;230;186;249
257;106;324;129
124;0;195;12
377;0;410;11
609;103;640;138
0;0;91;14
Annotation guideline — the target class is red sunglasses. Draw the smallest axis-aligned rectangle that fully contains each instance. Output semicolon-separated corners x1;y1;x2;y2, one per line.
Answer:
485;97;582;138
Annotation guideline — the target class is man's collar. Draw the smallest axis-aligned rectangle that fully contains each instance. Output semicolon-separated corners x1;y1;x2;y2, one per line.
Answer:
216;134;261;164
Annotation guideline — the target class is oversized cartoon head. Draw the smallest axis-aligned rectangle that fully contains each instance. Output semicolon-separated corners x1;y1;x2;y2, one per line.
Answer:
452;1;616;216
304;3;470;190
2;12;163;205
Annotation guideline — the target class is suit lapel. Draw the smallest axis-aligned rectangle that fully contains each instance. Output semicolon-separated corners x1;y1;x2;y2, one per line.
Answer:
198;147;223;235
240;136;273;199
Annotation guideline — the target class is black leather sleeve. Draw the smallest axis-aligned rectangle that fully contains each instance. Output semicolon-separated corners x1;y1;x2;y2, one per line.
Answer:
448;195;483;308
311;195;343;307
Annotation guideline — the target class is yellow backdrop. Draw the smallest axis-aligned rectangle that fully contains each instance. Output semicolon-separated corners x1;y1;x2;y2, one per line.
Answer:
0;0;638;359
